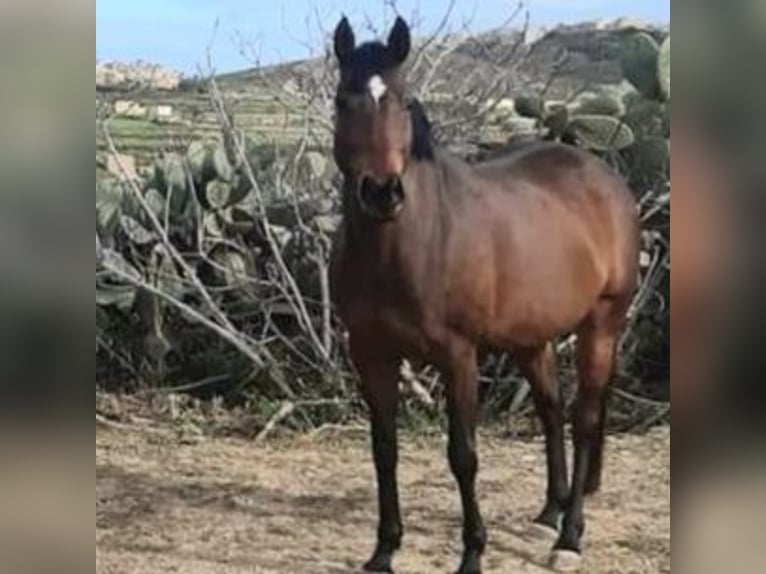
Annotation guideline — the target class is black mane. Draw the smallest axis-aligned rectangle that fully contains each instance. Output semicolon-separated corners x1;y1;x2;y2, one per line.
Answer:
408;98;434;161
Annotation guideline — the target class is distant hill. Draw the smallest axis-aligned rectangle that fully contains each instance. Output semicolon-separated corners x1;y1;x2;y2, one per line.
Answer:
97;19;667;97
213;19;668;98
96;19;668;167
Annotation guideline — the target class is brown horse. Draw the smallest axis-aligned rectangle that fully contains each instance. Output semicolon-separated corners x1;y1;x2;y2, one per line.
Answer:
329;17;639;574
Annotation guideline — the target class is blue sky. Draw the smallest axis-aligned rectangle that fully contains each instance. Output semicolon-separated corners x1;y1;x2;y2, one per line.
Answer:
97;0;670;74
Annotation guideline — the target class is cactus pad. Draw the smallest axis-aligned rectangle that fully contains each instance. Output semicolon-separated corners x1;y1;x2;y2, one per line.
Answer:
567;115;635;151
621;32;661;100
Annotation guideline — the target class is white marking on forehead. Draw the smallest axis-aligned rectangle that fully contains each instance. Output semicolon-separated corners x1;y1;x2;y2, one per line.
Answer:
367;74;388;104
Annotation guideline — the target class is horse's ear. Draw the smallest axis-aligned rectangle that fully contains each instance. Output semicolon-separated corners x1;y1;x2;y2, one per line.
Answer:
334;16;355;65
387;16;411;64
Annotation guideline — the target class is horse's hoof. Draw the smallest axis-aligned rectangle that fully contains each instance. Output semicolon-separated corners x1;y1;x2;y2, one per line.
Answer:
363;554;393;573
455;552;482;574
527;521;559;541
549;549;583;572
363;563;392;573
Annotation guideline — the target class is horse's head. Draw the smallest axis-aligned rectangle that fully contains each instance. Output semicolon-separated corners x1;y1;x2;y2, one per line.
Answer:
332;16;413;218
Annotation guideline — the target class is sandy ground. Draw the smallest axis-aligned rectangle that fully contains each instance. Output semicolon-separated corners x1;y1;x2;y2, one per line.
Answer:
96;425;669;574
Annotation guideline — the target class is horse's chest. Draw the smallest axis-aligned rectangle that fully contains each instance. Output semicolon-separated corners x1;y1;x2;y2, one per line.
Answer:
346;302;433;356
333;269;436;355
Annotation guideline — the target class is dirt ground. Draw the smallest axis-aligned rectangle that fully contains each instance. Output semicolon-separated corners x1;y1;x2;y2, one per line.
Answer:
96;425;669;574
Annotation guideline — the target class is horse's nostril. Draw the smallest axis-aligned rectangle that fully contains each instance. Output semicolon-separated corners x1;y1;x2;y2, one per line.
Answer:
384;177;404;198
361;176;376;195
358;175;406;219
383;177;398;192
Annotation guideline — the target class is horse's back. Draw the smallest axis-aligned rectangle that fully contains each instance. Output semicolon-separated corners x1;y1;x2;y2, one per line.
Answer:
475;142;640;304
477;141;627;200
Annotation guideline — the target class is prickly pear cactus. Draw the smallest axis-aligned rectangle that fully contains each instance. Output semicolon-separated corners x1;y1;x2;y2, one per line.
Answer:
144;187;165;220
567;115;635;151
207;244;253;289
187;140;207;181
621;32;662;100
120;214;155;245
624;97;667;139
658;36;670;101
636;137;670;174
301;150;330;180
150;152;192;217
228;173;253;207
205;179;232;210
514;96;545;119
161;153;188;193
96;178;123;235
187;140;234;183
209;145;233;182
571;93;626;118
96;248;141;310
543;104;570;138
147;245;185;302
510;90;634;150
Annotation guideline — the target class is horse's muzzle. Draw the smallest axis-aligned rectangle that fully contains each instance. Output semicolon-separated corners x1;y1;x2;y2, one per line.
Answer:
357;175;405;220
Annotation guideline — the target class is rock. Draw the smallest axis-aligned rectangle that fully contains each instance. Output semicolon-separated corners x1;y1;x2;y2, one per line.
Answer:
114;99;147;118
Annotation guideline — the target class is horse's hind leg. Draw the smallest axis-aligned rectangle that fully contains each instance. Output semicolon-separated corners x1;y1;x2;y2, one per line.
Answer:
584;382;608;495
517;344;568;539
551;298;627;571
350;340;403;573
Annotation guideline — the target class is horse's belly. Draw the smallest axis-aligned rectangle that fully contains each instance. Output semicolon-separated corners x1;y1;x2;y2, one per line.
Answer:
487;298;593;347
485;240;607;347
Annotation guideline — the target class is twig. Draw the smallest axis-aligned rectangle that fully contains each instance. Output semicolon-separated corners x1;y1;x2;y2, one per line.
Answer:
509;381;531;414
255;398;354;442
309;423;368;438
315;244;333;354
96;413;175;436
100;124;244;337
206;61;332;364
101;258;296;399
400;360;436;409
140;374;231;395
613;387;669;408
255;401;296;442
410;0;458;72
96;413;134;430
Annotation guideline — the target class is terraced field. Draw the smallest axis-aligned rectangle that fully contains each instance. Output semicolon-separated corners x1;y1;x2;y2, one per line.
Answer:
97;89;317;168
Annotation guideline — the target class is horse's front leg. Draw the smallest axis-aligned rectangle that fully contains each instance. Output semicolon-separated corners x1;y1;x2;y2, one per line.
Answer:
441;340;486;574
351;340;402;573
